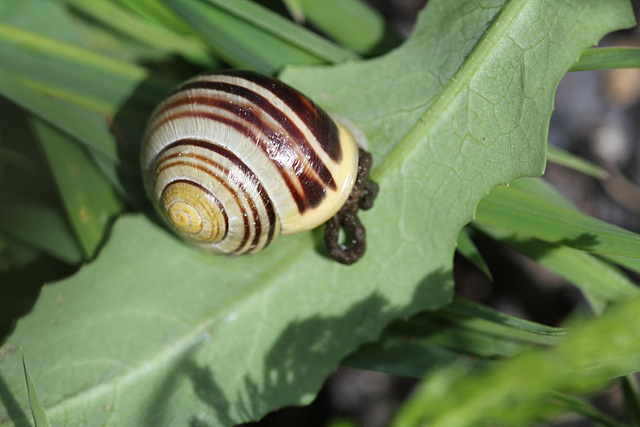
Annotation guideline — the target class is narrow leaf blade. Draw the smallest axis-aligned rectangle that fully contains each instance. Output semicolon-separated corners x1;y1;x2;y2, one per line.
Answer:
456;228;492;279
34;119;123;258
478;224;640;306
547;145;607;179
474;179;640;258
22;353;52;427
0;200;83;264
392;297;640;426
570;47;640;71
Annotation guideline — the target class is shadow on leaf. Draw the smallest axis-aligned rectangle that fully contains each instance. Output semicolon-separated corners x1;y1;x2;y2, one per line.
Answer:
138;268;451;425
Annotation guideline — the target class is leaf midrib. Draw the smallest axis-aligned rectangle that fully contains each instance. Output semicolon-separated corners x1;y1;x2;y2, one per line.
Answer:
372;0;525;181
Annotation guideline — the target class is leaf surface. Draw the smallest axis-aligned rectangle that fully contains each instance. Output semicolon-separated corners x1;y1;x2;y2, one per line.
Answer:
0;1;634;425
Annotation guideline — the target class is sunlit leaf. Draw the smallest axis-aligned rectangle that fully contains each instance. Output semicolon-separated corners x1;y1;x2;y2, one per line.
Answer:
0;1;634;425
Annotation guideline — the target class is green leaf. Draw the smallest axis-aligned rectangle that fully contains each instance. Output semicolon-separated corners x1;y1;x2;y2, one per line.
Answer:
63;0;215;67
0;23;163;116
548;392;624;427
0;200;82;265
603;253;640;275
456;227;492;279
547;145;607;179
296;0;401;55
22;353;52;427
497;177;579;211
165;0;357;74
327;419;359;427
0;0;85;46
0;236;39;271
282;0;305;23
0;64;164;202
620;375;640;425
391;297;640;426
1;1;635;425
206;0;360;62
478;224;640;311
570;47;640;71
33;119;123;259
0;0;171;62
0;68;118;161
345;297;564;377
474;178;640;258
0;146;37;175
113;0;195;34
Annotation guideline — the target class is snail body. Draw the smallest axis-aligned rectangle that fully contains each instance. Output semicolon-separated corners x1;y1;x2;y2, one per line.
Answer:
141;70;370;258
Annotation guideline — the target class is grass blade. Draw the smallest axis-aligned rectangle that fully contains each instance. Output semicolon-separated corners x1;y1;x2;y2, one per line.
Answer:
391;297;640;426
475;178;640;258
547;145;608;179
477;224;640;308
602;254;640;275
113;0;195;33
206;0;359;61
165;0;357;74
456;227;492;279
0;68;118;161
0;23;161;116
33;119;123;259
549;392;624;427
22;353;51;427
345;297;564;377
621;375;640;425
570;47;640;71
296;0;401;54
283;0;305;23
64;0;214;67
0;200;83;265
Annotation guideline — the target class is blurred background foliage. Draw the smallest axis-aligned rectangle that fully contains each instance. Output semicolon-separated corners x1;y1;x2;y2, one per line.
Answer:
2;0;640;426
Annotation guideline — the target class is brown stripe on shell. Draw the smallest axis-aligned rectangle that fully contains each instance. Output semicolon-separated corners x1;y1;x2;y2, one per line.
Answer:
225;70;343;162
154;139;278;252
170;77;338;188
171;71;343;163
155;159;251;251
167;139;279;249
152;101;330;212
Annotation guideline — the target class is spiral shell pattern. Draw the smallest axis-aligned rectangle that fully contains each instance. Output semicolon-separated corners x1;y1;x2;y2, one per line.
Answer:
141;71;359;255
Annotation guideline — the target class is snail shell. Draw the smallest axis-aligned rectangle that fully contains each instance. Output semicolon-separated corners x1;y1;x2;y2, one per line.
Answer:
141;70;360;255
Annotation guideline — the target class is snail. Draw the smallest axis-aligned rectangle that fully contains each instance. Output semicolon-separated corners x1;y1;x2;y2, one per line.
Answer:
141;70;378;265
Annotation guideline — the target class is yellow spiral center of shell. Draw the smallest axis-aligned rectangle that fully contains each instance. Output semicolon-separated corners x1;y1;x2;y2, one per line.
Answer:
161;181;226;243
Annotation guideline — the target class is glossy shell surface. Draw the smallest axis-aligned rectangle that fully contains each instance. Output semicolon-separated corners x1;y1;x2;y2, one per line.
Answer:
141;71;359;255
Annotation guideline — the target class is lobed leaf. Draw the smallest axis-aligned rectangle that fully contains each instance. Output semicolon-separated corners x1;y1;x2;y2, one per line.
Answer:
0;1;635;425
